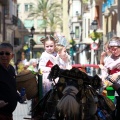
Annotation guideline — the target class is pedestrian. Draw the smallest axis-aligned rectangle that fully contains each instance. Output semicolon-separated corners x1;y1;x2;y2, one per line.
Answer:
24;61;30;70
99;41;112;88
101;37;120;120
0;42;25;120
38;35;59;96
28;58;38;74
99;41;111;65
55;44;72;70
15;51;28;74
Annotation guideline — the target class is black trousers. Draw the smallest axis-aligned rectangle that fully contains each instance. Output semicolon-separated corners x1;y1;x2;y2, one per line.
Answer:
112;96;120;120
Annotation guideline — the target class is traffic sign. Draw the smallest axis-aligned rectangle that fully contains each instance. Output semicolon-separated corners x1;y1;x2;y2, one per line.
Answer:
90;42;98;50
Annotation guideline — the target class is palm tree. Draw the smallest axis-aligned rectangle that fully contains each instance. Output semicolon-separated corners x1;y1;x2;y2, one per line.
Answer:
46;13;62;35
29;0;62;36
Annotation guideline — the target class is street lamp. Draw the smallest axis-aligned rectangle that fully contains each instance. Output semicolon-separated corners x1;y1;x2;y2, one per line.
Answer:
31;26;35;38
70;31;75;64
70;31;75;39
91;20;98;32
90;20;98;76
30;26;35;58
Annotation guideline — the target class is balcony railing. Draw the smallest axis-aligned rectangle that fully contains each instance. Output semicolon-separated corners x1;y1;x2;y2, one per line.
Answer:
12;15;18;26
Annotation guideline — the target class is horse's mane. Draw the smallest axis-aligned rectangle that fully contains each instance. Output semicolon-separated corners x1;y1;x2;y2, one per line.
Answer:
57;86;79;117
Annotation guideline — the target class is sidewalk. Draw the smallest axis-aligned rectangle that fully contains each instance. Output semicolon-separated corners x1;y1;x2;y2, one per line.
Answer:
13;102;31;120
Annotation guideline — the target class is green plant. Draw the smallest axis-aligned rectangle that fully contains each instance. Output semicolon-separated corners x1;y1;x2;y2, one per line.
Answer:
77;15;82;20
69;39;76;46
82;0;89;3
88;32;103;41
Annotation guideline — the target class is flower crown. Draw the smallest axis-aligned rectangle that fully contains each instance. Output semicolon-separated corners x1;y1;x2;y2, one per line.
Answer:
40;35;59;44
109;40;120;47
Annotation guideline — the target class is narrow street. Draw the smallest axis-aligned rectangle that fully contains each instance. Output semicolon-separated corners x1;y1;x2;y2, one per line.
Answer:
13;102;31;120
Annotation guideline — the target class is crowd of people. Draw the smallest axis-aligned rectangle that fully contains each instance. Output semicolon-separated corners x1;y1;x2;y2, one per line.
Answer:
1;35;120;119
0;35;72;119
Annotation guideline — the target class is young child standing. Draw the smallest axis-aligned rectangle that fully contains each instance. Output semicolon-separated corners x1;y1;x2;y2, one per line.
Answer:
56;44;72;70
38;35;59;96
99;41;112;87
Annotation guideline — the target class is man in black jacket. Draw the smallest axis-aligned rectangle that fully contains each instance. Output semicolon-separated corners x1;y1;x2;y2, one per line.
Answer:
0;42;22;120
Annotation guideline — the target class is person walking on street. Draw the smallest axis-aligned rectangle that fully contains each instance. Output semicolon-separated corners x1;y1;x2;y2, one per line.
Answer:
0;42;24;120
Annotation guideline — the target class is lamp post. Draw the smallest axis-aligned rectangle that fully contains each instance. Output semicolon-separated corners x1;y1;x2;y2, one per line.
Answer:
31;26;35;38
30;26;35;58
90;20;98;76
70;31;75;64
91;20;98;32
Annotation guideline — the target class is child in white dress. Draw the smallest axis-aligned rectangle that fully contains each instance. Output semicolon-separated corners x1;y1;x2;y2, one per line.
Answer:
38;35;59;96
56;44;72;70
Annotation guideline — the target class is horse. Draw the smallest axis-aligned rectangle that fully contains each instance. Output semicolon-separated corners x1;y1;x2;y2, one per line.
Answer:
55;77;98;120
32;65;115;120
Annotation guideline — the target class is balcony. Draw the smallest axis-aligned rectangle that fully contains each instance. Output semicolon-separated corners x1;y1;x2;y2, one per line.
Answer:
6;15;18;26
0;0;8;6
12;15;18;26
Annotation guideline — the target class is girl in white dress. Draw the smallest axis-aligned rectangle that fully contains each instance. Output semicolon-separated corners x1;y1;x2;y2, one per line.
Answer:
56;44;72;70
38;35;59;96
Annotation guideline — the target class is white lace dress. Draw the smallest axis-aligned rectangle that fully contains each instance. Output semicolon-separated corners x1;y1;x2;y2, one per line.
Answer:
38;51;59;96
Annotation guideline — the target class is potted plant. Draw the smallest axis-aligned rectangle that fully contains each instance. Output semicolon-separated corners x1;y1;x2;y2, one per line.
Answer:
69;39;76;46
88;31;103;41
77;15;82;20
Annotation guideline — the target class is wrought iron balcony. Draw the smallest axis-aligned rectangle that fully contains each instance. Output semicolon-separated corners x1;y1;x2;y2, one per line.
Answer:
12;15;18;26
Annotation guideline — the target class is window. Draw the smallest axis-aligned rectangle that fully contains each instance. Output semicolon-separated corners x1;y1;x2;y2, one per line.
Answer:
30;5;32;10
88;19;90;35
24;20;34;28
37;19;44;28
4;6;9;16
24;36;29;43
17;19;21;28
85;19;86;38
25;4;29;11
17;4;20;12
24;4;32;12
75;26;79;38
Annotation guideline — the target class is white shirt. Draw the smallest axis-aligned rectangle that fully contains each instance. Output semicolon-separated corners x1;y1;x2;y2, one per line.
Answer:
38;51;59;72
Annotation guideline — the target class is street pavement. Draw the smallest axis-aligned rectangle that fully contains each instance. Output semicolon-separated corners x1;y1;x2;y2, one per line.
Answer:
13;102;31;120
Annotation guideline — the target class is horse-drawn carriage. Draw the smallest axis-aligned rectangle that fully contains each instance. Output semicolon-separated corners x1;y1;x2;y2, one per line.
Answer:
29;65;115;120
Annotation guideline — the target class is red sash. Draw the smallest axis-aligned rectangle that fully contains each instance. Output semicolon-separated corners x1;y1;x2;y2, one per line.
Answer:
46;60;53;68
109;68;120;75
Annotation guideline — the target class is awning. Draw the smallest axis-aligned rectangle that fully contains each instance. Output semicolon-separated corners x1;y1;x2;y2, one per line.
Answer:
15;28;21;38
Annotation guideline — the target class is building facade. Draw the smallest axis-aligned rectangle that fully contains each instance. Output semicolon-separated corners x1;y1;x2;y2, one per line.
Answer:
17;0;64;60
0;0;21;62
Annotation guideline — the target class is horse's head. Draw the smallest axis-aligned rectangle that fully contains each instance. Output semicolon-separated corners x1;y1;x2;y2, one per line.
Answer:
48;65;102;119
56;85;80;120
